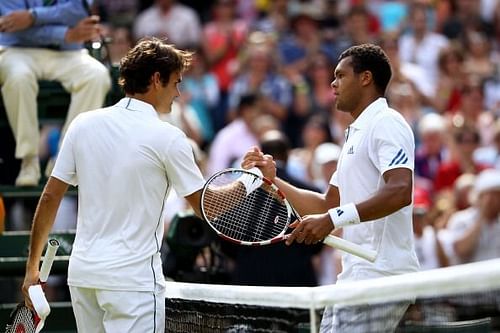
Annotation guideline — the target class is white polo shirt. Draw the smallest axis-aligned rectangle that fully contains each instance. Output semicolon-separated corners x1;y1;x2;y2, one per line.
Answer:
331;98;419;282
52;97;205;291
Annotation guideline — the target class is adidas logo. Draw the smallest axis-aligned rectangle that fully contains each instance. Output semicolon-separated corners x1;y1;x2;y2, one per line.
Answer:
336;209;344;216
347;146;354;154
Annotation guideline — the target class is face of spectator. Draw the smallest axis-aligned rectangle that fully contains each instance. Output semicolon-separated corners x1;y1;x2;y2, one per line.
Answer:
421;131;444;155
411;7;427;35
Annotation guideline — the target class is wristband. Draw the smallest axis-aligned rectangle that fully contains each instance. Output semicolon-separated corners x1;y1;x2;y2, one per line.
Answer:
238;168;263;195
328;203;361;229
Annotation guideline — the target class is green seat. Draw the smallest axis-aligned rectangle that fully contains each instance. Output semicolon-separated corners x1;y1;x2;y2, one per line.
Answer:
0;230;75;276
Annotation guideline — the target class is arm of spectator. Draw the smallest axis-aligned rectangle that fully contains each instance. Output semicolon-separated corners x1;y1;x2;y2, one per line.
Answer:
30;0;88;27
452;217;483;262
8;16;100;46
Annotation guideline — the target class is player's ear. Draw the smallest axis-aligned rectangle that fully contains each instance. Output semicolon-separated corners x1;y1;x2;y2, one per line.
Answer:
360;70;373;87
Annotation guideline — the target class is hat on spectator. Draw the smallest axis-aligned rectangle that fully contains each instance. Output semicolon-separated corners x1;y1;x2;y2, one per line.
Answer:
418;112;446;136
314;143;341;165
413;187;431;214
473;169;500;196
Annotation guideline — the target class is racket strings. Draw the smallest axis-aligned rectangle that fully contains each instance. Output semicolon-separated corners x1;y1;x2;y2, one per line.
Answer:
5;306;36;333
204;172;290;242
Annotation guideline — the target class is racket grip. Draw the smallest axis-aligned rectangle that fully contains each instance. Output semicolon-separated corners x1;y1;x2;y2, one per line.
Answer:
39;239;60;283
323;235;377;262
28;284;50;319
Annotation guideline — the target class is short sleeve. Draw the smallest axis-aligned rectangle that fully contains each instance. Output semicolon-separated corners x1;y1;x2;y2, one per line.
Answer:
51;115;80;186
367;114;415;175
164;136;206;197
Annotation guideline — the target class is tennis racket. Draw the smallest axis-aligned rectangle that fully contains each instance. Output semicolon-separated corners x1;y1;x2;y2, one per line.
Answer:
5;239;60;333
200;168;377;262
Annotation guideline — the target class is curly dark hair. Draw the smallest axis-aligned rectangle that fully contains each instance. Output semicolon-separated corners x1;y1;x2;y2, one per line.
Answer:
338;44;392;95
118;37;193;94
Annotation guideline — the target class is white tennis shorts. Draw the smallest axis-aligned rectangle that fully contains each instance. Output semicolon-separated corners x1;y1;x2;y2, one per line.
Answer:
69;285;165;333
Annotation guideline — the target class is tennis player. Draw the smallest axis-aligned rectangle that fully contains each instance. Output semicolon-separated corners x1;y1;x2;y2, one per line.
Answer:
242;44;420;332
22;38;206;332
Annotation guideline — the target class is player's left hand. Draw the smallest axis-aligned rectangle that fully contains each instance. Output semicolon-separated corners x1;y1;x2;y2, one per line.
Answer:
286;213;334;245
22;269;39;310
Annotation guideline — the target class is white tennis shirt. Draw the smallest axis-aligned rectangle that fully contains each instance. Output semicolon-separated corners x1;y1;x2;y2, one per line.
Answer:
52;98;205;291
331;98;420;281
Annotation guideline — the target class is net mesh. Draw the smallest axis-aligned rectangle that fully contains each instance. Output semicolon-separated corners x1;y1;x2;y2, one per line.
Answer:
164;259;500;333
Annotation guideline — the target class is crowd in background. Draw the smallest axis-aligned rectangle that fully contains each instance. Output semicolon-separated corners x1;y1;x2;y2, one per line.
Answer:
2;0;500;287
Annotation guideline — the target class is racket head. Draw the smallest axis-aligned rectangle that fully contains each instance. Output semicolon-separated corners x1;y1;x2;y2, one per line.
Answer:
201;168;293;246
5;303;39;333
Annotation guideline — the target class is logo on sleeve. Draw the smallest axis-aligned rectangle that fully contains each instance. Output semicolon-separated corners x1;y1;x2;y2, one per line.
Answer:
347;146;354;154
389;148;408;166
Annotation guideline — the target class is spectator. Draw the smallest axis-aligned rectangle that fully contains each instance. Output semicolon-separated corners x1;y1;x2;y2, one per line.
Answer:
105;25;134;66
412;187;449;270
445;169;500;264
0;0;111;186
133;0;201;49
207;94;271;176
181;47;220;146
398;2;449;93
228;43;292;121
202;0;248;132
414;113;448;184
474;119;500;169
433;125;488;193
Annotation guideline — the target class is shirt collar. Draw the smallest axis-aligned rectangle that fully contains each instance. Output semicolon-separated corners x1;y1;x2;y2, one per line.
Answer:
350;97;388;130
116;97;160;119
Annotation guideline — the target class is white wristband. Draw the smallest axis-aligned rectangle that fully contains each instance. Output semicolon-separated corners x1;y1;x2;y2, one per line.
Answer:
238;168;263;195
328;203;361;229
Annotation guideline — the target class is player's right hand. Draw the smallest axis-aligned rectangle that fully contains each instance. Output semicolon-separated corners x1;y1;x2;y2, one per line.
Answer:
241;146;276;180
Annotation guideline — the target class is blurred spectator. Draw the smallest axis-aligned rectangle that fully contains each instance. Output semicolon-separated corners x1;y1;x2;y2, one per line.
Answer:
105;25;133;66
202;0;249;132
224;129;322;287
463;31;496;81
414;113;448;184
181;47;220;146
228;43;292;121
433;125;489;192
0;0;111;186
398;2;449;94
287;114;333;185
278;2;334;75
93;0;138;26
441;0;492;41
312;142;341;192
133;0;201;49
475;119;500;168
444;169;500;264
207;94;269;176
252;0;289;38
412;187;449;270
432;45;467;114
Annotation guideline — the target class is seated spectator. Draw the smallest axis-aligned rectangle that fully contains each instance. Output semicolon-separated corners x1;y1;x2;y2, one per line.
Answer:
133;0;201;49
443;169;500;264
0;0;111;186
206;94;277;176
412;187;449;270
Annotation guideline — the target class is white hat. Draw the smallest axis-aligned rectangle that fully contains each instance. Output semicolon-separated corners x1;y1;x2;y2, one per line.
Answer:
473;169;500;195
418;113;446;135
314;143;341;165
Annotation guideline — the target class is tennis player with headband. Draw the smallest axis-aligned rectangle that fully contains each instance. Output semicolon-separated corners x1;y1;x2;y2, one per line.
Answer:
22;38;207;333
242;44;419;332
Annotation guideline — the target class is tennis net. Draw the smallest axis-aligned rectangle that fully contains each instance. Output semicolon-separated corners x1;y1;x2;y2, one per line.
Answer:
165;258;500;333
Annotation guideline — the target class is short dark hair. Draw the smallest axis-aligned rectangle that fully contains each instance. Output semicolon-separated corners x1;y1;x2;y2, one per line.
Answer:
118;37;193;94
338;44;392;95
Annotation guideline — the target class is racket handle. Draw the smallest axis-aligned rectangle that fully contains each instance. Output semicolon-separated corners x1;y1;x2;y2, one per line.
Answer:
39;239;60;283
323;235;377;262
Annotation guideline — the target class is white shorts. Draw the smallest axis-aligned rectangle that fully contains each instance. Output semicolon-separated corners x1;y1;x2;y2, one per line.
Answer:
69;285;165;333
320;301;411;333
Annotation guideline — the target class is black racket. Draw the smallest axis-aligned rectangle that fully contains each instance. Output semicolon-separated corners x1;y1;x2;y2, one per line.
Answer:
5;239;60;333
201;168;377;262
